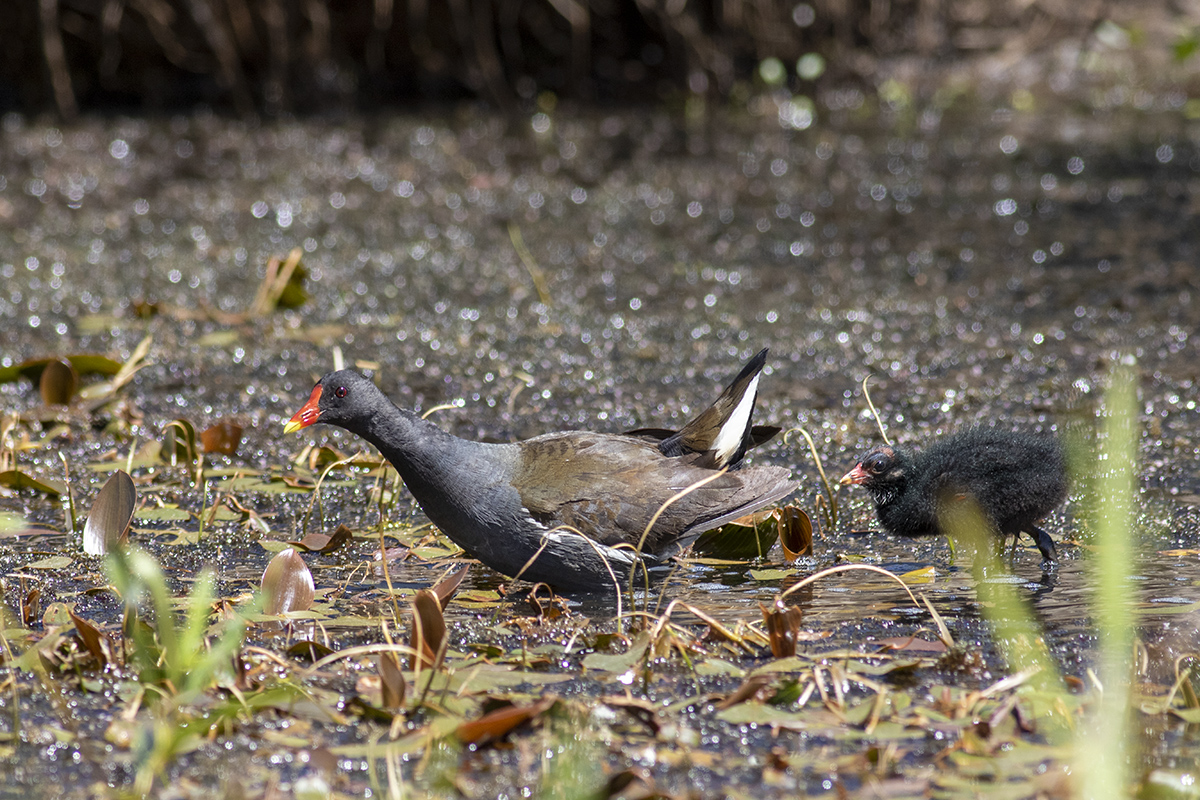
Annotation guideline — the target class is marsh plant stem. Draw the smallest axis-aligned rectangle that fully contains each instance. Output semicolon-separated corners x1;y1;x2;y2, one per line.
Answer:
1079;361;1138;800
58;451;77;537
862;375;891;446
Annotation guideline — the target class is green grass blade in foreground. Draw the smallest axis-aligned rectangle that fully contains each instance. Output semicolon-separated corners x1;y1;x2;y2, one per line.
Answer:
941;499;1066;699
107;547;248;703
1078;362;1139;799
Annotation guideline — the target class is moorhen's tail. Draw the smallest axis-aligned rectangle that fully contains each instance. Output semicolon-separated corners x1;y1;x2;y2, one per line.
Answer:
626;348;781;469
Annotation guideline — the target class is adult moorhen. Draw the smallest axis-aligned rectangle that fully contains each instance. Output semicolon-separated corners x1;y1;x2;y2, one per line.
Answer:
285;349;798;592
840;428;1067;561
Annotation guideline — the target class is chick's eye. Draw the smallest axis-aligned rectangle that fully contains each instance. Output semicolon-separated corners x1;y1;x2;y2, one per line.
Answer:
865;454;888;471
334;386;348;399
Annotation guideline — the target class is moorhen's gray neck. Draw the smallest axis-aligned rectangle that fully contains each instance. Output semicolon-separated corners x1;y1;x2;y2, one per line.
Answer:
341;395;523;554
351;399;470;482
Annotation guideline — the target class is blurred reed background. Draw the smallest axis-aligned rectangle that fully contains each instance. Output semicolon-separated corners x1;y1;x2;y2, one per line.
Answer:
8;0;1196;117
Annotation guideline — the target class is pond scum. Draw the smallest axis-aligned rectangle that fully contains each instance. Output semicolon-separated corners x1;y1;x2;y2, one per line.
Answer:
1;338;1199;798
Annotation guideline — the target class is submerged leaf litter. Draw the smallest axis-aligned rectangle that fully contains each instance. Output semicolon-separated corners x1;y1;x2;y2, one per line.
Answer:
1;96;1200;797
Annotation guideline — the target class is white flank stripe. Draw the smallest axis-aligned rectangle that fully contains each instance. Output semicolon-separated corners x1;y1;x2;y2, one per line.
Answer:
712;373;759;466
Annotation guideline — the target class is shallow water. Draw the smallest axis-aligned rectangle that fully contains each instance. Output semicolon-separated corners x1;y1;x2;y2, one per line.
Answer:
2;97;1200;794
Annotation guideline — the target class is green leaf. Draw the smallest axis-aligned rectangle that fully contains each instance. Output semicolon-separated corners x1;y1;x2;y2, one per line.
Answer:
0;470;66;497
693;511;779;560
197;331;241;347
748;568;791;582
135;506;193;522
1174;34;1200;62
27;556;74;570
582;632;650;672
0;512;31;535
715;704;810;729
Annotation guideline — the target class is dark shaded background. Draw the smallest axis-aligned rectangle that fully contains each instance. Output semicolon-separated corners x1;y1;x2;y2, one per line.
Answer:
7;0;1185;117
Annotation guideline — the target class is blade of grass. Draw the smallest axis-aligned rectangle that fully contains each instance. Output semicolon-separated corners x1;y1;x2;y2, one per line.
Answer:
1079;359;1138;799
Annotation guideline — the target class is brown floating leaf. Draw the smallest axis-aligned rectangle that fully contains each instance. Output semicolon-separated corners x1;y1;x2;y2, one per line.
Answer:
761;598;803;659
261;548;315;614
305;445;349;472
715;674;774;710
200;419;244;455
378;651;406;710
69;610;112;667
409;589;446;673
778;505;813;561
21;588;41;627
39;359;77;405
876;636;948;654
454;696;556;746
525;583;571;621
430;564;470;610
83;470;135;555
289;523;354;554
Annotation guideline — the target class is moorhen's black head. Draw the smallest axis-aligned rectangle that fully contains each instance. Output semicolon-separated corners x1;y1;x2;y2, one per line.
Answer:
283;370;382;434
840;445;908;495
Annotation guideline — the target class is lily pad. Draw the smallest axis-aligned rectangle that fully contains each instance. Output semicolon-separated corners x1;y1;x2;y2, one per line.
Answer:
200;419;244;455
715;703;811;729
197;331;240;348
693;510;779;560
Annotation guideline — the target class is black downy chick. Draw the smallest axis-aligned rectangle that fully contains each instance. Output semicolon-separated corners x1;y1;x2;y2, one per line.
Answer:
841;428;1068;561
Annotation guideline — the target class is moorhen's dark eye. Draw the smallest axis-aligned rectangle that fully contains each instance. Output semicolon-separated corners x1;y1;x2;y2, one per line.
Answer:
335;386;348;399
864;452;890;472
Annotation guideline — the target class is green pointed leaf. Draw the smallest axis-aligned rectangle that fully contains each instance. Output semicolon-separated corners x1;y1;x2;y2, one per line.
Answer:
0;470;66;497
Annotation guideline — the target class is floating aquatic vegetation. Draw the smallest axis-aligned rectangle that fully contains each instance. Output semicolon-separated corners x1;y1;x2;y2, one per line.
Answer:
0;469;65;497
261;547;316;615
199;419;244;456
288;522;354;554
81;469;135;555
37;359;77;406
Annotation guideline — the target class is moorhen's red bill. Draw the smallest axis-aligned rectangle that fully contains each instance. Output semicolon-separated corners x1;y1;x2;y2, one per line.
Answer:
284;349;798;592
840;428;1067;561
